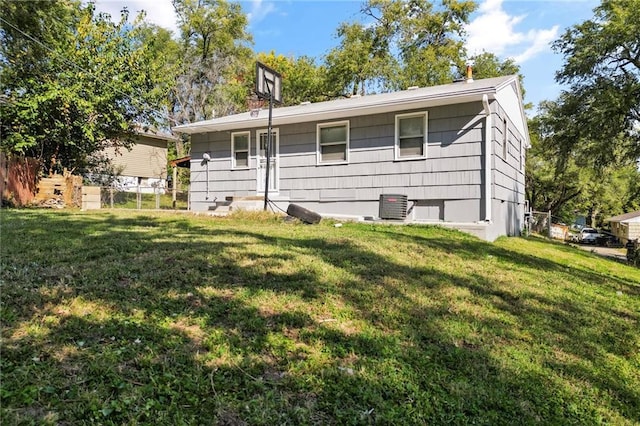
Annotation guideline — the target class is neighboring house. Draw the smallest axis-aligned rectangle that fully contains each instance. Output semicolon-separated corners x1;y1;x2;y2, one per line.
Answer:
606;210;640;243
102;128;179;193
173;75;529;241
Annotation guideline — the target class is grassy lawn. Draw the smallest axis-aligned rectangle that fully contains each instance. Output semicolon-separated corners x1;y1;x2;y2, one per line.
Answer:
1;209;638;425
102;192;189;210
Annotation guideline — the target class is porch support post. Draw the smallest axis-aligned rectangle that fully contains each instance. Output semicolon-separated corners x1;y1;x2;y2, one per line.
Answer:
172;165;177;209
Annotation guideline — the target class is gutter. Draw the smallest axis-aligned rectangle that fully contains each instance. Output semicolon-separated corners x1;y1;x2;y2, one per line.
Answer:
172;76;517;135
482;94;492;222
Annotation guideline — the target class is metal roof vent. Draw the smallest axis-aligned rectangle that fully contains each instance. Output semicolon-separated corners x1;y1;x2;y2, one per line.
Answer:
379;194;408;220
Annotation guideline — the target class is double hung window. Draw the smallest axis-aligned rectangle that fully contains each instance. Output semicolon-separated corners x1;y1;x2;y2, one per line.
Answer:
395;112;427;159
317;121;349;164
232;132;250;168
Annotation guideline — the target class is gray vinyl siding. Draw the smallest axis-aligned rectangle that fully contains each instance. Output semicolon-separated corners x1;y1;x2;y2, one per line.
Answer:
276;103;485;202
489;103;527;237
190;102;488;219
188;100;529;234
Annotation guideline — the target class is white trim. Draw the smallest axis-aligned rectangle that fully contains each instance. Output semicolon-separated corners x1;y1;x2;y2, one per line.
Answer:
316;120;350;165
482;94;492;222
231;131;251;169
256;128;279;194
395;111;428;160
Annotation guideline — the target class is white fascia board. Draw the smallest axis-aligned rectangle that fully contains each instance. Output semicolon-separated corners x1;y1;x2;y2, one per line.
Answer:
175;93;491;134
495;79;531;148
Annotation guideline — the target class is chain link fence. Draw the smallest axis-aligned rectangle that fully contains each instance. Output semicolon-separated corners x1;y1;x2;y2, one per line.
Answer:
100;186;189;210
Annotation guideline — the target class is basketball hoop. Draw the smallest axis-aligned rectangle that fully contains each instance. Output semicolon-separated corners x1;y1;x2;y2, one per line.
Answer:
247;95;264;118
255;62;282;104
255;62;283;211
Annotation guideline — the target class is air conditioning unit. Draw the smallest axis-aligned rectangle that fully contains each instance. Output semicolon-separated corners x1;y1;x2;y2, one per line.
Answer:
379;194;408;220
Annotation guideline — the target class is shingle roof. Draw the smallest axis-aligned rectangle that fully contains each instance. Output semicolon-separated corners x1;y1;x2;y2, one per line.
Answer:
173;75;519;135
135;125;180;142
606;210;640;223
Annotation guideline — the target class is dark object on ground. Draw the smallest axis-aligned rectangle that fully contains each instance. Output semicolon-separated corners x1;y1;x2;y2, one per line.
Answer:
597;232;622;247
626;239;638;265
286;203;322;224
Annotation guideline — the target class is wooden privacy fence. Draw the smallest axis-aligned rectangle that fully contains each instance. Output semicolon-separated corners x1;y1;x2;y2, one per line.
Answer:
1;153;82;207
0;153;40;206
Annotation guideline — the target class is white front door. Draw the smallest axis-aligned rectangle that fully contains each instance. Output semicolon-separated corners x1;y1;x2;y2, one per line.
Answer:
256;128;279;194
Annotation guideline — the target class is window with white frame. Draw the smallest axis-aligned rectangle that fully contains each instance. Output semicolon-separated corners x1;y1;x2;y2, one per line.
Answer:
317;121;349;164
232;131;250;168
395;112;427;159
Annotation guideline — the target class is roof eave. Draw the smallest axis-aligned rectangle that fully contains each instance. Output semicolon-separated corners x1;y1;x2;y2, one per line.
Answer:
173;90;496;135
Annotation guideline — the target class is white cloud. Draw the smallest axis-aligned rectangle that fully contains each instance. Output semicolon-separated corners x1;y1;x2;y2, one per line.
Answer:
247;0;277;24
465;0;559;64
513;26;559;63
92;0;178;35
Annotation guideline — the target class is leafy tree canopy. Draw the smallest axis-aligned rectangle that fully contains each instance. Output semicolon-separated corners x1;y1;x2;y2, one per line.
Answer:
0;0;167;175
255;52;328;106
552;0;640;168
323;0;477;96
170;0;253;127
527;101;640;225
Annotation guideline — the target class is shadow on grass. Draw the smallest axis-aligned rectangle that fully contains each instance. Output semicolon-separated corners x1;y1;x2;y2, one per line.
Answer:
1;210;638;424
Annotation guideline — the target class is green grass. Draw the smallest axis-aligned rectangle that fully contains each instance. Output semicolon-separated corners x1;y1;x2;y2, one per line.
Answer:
102;192;188;210
1;209;638;425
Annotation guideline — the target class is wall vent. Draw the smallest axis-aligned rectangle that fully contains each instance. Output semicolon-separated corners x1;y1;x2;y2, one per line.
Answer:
379;194;408;220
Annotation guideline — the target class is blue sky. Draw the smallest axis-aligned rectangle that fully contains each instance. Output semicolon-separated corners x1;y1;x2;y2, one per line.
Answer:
94;0;600;110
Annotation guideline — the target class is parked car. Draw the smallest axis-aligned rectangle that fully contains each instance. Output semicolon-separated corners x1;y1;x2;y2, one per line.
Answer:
597;231;622;247
578;227;600;244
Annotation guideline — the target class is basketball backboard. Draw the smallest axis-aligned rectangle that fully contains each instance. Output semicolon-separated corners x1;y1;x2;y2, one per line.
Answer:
255;62;282;104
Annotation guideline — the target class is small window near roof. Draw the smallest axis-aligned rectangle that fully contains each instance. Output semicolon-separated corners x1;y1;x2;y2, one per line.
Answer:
317;121;349;164
395;112;427;159
232;131;250;168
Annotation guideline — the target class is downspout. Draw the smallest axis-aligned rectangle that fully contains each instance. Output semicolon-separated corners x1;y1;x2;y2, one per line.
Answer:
482;94;492;222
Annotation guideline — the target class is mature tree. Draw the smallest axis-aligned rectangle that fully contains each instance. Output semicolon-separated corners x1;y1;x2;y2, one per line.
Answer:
324;21;399;96
0;0;165;175
170;0;253;134
255;52;327;106
323;0;476;96
464;52;519;79
526;107;584;220
552;0;640;168
364;0;476;88
527;100;640;225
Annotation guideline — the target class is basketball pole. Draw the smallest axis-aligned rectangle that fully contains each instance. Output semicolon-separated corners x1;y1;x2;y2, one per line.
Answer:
263;83;273;211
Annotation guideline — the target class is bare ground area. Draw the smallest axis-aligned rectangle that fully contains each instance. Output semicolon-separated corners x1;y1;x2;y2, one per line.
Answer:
571;243;628;262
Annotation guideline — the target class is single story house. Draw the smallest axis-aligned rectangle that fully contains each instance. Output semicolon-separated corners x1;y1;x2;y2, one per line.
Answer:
173;75;529;241
606;210;640;243
102;128;179;193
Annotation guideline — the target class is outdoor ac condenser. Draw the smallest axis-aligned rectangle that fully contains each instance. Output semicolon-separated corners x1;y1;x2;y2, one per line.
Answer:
379;194;408;220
